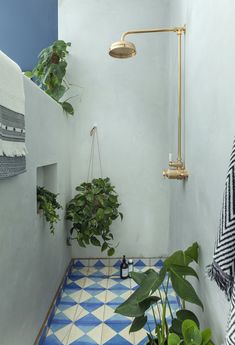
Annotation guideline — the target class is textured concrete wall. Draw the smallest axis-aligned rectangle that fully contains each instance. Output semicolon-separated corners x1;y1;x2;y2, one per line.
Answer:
168;1;235;343
58;0;171;258
0;77;72;345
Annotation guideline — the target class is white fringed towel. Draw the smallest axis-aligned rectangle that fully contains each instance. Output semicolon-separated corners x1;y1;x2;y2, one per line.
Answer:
0;50;27;177
208;139;235;345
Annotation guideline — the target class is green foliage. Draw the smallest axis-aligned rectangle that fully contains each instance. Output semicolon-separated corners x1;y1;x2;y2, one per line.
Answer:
66;177;123;255
115;243;213;345
37;186;62;234
25;40;74;115
169;320;213;345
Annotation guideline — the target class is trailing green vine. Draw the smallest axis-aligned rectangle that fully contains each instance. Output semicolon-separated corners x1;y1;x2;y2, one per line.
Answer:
25;40;75;115
37;186;62;234
66;177;123;256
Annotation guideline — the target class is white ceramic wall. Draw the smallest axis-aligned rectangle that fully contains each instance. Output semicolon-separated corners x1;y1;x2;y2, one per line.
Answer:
168;1;235;343
0;77;72;345
59;0;171;258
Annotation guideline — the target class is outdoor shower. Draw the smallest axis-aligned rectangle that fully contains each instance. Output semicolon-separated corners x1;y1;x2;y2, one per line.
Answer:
109;26;188;180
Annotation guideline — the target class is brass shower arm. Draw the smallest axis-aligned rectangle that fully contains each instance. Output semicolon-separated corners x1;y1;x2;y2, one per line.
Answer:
120;27;186;41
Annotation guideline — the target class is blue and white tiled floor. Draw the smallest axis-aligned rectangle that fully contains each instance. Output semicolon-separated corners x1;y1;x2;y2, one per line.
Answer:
43;258;180;345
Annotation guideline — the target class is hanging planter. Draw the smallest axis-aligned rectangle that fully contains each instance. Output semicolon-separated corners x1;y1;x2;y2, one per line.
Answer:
66;177;123;256
66;126;123;256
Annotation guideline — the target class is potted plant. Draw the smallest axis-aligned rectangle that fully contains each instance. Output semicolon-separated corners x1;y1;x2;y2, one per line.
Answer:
66;177;123;256
37;186;62;234
25;40;75;115
115;243;214;344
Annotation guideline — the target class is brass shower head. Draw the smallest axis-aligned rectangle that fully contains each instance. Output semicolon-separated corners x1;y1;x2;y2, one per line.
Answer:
109;40;136;59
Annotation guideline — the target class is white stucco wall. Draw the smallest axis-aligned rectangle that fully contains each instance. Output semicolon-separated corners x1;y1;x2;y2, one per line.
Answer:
59;0;171;258
168;1;235;343
0;77;72;345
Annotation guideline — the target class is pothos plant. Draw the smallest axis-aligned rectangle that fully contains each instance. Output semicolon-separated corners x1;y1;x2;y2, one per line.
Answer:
37;186;62;234
25;40;75;115
115;243;214;345
66;177;123;256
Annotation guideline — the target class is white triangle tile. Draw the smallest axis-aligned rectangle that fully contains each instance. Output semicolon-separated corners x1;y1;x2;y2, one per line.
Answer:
120;291;131;299
105;291;117;302
95;290;107;302
87;323;103;343
98;279;109;288
120;324;135;343
74;306;89;321
54;324;72;344
104;305;115;321
79;290;92;303
47;328;53;336
134;327;147;343
75;277;87;287
68;324;85;344
69;290;82;303
63;305;78;321
92;305;105;321
101;324;116;343
55;307;61;315
84;277;95;287
107;279;117;288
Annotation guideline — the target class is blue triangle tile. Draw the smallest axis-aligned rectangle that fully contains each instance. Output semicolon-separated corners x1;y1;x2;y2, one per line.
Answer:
74;260;85;267
107;296;125;305
134;260;146;267
105;313;131;325
155;259;164;268
109;283;129;291
105;321;129;332
113;260;122;267
94;260;105;268
65;281;83;290
76;313;102;325
69;273;86;280
85;283;105;291
50;312;72;332
80;301;103;312
103;334;132;345
44;334;62;345
70;335;99;345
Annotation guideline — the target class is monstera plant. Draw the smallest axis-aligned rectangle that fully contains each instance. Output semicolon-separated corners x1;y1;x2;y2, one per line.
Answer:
25;40;75;115
115;243;214;345
66;177;123;256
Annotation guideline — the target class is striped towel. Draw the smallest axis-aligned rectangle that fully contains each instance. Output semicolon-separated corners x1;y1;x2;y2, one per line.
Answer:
208;139;235;345
0;51;27;178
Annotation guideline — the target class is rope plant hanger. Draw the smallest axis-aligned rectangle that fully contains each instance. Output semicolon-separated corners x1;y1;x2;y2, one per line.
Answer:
66;125;123;256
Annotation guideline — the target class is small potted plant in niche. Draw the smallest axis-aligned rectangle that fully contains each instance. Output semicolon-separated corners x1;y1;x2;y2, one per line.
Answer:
37;186;62;234
66;177;123;256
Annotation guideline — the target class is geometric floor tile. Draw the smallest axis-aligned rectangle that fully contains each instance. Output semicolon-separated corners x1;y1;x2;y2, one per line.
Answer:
42;258;180;345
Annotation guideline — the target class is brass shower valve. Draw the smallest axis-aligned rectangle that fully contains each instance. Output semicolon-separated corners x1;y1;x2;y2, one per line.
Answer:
163;167;189;180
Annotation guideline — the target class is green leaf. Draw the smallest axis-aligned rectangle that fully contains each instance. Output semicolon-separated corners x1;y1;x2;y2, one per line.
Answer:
96;208;104;221
108;248;115;256
119;212;124;220
169;265;199;280
101;242;108;252
176;309;200;328
90;237;101;247
184;242;199;264
62;101;74;115
169;269;204;310
201;328;212;345
131;271;148;285
24;71;33;78
168;333;181;345
182;320;202;345
169;319;183;336
129;315;147;333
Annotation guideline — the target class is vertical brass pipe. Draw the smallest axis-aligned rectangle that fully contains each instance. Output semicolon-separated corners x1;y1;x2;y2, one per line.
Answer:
177;29;182;162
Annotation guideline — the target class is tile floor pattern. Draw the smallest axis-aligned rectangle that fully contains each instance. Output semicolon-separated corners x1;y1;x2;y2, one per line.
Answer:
43;259;180;345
